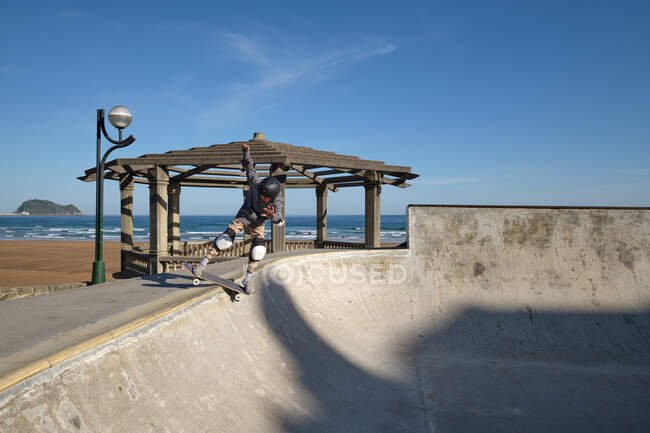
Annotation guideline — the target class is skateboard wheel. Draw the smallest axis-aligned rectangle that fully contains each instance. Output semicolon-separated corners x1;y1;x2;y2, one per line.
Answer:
234;294;241;302
193;278;200;286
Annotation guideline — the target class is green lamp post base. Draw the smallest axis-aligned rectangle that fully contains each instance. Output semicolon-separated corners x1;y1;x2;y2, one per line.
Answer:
91;260;106;285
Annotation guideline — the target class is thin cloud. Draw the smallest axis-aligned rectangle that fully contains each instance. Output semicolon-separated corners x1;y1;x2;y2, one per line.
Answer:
219;31;272;66
200;33;397;128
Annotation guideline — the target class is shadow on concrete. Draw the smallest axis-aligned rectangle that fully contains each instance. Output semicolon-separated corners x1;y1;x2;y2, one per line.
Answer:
139;273;198;290
260;280;427;433
260;282;650;433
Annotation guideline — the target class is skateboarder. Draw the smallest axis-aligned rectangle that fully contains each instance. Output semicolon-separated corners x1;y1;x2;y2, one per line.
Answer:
192;142;285;293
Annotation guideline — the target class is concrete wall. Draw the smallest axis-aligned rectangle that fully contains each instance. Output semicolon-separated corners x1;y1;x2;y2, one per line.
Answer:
407;205;650;309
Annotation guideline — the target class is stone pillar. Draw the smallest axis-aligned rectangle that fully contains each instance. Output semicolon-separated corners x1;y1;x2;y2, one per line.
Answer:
316;184;328;246
119;174;134;272
148;166;169;274
168;181;181;256
364;173;381;248
270;164;286;253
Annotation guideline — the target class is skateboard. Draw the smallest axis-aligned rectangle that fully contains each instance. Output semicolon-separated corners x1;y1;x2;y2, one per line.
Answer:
182;262;249;302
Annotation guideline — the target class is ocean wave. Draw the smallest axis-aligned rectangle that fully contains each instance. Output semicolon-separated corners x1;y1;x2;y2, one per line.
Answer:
0;216;407;242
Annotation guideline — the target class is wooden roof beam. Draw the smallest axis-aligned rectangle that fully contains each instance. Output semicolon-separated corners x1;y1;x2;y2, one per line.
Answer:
321;175;369;184
332;182;366;188
290;164;338;193
178;182;244;189
330;177;412;189
80;172;149;185
122;164;148;178
181;177;247;185
171;165;213;181
311;168;366;177
292;160;411;173
111;156;290;166
380;176;411;188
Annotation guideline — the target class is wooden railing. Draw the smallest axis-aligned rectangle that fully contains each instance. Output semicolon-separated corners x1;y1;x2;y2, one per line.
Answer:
180;240;273;257
285;240;316;250
320;240;366;249
122;239;366;276
122;249;151;276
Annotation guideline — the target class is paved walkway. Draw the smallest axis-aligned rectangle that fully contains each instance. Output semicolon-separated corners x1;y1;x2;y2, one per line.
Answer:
0;249;329;380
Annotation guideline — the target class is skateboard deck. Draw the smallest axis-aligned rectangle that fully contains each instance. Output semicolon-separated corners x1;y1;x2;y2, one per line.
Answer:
182;262;249;302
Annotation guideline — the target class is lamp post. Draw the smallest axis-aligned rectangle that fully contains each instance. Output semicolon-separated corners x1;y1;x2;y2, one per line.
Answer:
91;106;135;285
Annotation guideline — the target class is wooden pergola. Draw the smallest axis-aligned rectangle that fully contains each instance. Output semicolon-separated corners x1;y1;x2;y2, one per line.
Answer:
79;132;418;274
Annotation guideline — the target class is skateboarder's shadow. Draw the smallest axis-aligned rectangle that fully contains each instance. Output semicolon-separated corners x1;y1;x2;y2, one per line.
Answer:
139;273;199;289
260;281;422;432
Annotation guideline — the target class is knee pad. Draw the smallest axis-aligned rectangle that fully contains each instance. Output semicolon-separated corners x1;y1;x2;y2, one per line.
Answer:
215;228;236;250
250;238;266;261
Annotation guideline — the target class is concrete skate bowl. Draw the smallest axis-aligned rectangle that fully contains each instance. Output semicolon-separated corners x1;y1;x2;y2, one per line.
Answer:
2;206;650;432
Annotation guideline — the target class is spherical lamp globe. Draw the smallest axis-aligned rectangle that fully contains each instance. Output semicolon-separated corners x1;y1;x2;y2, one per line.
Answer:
108;106;133;129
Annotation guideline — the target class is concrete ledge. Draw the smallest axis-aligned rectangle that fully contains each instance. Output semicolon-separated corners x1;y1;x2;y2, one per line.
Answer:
0;286;224;393
0;282;88;302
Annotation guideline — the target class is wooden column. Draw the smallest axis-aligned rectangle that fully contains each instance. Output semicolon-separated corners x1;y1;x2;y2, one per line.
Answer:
316;184;328;247
168;181;181;256
148;166;169;274
119;174;134;272
242;186;251;256
270;164;286;252
364;172;381;248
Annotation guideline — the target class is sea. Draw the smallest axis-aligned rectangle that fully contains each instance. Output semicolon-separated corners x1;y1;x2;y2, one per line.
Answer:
0;215;406;244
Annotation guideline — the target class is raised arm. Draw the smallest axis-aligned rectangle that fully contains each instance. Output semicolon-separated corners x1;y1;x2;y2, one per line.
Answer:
241;143;257;185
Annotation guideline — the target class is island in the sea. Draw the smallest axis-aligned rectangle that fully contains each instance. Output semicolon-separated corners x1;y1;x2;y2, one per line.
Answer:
12;199;84;216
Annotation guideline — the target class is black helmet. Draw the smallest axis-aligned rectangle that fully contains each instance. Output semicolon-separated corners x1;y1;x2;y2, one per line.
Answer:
258;176;282;199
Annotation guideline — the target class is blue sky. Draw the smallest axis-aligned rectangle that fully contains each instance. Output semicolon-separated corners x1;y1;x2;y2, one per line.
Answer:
1;0;649;216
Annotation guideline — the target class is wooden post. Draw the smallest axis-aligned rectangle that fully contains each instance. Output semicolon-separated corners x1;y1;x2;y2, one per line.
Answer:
270;164;286;252
168;181;181;256
364;172;381;248
119;174;134;272
316;184;328;247
148;166;168;274
242;186;251;256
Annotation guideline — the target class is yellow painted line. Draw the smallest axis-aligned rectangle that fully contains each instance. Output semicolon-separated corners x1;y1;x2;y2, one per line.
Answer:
0;288;220;394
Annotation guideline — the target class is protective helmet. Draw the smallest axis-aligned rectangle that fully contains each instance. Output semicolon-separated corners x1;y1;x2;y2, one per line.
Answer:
258;176;282;199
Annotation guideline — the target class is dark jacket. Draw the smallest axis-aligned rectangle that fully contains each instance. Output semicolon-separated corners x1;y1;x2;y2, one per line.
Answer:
235;147;284;227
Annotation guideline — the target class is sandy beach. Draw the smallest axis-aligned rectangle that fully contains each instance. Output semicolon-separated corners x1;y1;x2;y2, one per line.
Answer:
0;241;130;287
0;240;403;289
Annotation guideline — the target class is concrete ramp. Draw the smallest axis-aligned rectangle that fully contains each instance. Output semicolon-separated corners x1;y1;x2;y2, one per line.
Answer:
1;206;649;432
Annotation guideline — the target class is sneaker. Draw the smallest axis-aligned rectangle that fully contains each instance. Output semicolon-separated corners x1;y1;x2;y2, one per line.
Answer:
192;262;206;278
240;272;256;295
